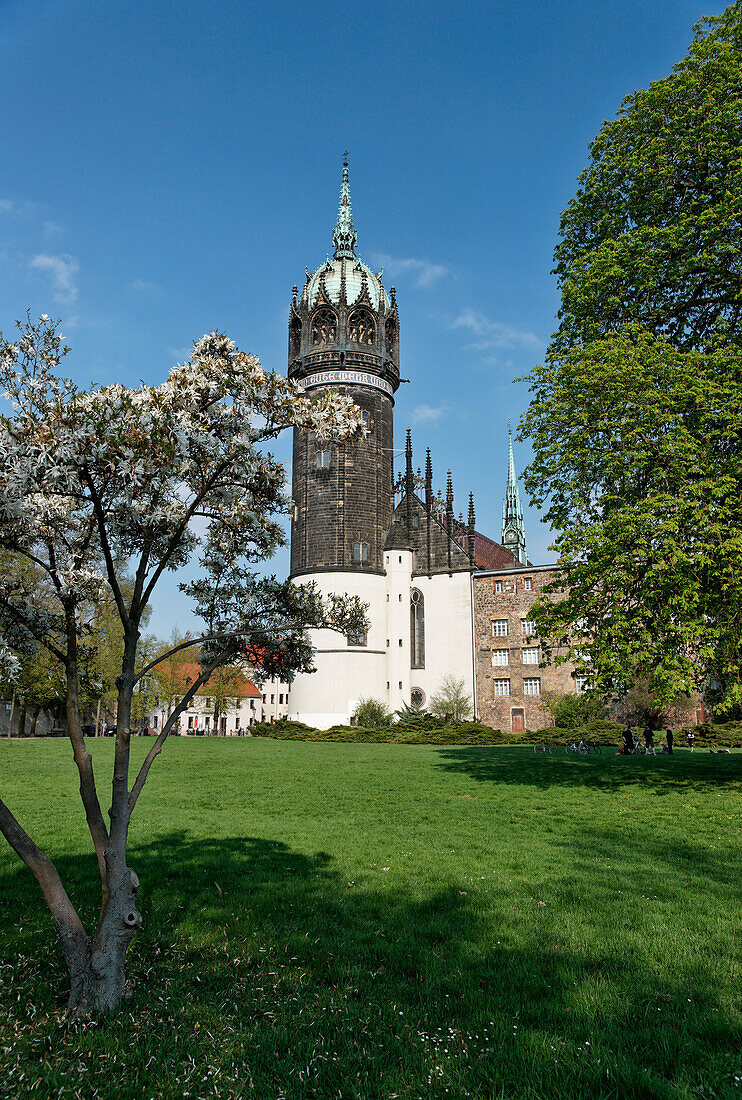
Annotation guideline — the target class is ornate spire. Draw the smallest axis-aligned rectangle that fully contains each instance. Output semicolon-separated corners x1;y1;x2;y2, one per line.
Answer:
405;428;414;535
332;155;357;260
446;471;454;574
502;428;527;565
467;492;476;568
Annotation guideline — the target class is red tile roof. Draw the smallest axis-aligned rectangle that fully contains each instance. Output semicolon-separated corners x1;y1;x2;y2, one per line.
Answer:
167;663;262;699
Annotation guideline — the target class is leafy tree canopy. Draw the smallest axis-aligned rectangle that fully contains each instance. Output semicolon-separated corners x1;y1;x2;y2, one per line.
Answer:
521;3;742;715
553;2;742;354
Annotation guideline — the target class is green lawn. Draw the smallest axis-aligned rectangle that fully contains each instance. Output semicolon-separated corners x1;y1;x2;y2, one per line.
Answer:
0;739;740;1100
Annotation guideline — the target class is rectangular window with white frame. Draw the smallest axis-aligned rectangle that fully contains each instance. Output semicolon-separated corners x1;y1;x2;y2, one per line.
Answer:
575;676;592;694
522;646;540;665
492;649;510;667
493;679;511;696
492;619;509;637
521;618;536;636
495;580;503;593
523;678;541;696
524;577;533;591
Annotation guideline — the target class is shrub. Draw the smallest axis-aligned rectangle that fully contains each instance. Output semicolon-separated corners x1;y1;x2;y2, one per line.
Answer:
352;698;394;728
677;723;742;748
429;675;473;722
394;702;447;730
545;691;607;728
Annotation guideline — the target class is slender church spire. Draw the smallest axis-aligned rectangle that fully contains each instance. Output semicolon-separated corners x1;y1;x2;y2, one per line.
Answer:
501;428;527;564
332;154;357;259
405;428;414;536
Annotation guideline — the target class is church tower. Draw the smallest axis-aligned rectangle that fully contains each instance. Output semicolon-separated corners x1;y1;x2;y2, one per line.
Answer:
501;430;527;564
286;160;402;728
288;159;400;577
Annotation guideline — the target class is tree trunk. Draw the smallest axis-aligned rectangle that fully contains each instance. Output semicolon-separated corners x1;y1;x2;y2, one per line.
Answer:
67;865;142;1015
16;700;27;738
29;706;40;737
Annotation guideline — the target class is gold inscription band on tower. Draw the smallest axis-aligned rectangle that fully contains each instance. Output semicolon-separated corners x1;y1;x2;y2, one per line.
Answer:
296;369;395;397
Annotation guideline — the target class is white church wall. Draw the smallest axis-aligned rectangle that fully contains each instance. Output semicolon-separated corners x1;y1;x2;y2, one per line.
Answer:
287;571;388;728
384;548;413;714
409;571;475;715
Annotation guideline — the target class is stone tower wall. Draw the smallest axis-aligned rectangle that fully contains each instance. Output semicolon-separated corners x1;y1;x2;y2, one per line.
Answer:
290;383;394;576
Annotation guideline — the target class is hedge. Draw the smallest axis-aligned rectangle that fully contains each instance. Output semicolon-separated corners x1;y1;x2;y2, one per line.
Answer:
249;716;740;748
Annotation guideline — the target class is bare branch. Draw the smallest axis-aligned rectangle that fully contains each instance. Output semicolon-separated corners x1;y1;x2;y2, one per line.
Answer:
0;797;88;973
79;466;129;629
133;633;234;684
138;458;233;612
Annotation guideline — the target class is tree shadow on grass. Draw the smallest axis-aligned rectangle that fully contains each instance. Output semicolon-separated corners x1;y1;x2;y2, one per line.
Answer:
0;831;739;1100
434;745;742;796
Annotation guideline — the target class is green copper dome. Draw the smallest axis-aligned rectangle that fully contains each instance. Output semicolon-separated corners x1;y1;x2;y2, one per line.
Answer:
303;159;391;313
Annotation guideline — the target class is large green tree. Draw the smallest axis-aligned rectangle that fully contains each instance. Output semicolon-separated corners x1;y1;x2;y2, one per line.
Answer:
521;2;742;712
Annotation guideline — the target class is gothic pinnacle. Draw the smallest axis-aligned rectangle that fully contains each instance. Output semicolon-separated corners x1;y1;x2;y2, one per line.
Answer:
502;428;527;564
332;155;357;260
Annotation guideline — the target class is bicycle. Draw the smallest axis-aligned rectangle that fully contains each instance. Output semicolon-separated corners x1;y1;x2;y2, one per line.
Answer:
534;737;555;754
565;739;589;754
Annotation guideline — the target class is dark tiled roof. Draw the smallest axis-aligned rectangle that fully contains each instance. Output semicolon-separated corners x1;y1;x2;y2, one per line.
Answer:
444;516;530;570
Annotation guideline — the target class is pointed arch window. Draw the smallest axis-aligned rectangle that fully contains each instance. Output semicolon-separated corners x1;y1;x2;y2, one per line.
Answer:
347;308;375;346
311;308;337;346
289;314;302;359
410;588;425;669
385;315;398;355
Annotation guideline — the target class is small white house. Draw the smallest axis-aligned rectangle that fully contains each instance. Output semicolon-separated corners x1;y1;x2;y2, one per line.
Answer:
147;663;288;735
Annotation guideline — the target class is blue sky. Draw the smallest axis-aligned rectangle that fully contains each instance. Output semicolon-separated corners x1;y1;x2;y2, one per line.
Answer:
0;0;725;639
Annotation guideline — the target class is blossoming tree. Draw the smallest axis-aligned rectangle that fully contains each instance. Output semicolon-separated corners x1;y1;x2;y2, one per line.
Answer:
0;316;366;1014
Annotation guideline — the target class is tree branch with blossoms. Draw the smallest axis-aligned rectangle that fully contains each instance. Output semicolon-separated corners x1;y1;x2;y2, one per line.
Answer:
0;316;365;1014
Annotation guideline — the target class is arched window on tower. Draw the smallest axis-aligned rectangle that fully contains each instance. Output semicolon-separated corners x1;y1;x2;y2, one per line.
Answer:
410;589;425;669
289;314;302;359
385;315;398;357
347;308;375;346
311;308;337;346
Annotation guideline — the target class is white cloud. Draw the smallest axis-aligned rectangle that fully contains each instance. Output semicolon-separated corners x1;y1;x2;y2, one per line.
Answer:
413;404;446;423
29;253;79;304
372;253;448;289
0;199;13;213
42;220;64;239
130;278;160;294
451;309;541;350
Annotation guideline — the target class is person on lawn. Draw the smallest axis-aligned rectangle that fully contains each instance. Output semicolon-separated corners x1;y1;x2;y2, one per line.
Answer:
665;728;674;754
621;726;634;755
643;725;656;755
687;729;695;752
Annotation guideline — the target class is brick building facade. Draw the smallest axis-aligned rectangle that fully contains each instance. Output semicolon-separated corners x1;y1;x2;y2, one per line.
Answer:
473;566;577;732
